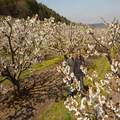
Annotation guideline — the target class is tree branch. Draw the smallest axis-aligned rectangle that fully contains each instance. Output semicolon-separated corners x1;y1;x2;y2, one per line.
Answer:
5;21;15;64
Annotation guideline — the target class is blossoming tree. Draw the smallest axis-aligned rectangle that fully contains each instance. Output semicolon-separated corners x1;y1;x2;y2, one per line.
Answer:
0;15;44;95
87;20;120;77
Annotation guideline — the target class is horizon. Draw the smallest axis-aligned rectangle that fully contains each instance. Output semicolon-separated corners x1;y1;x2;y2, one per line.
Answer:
37;0;120;24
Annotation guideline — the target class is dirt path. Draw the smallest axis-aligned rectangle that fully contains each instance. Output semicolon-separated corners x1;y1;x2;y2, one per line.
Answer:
29;65;64;120
0;64;64;120
33;99;54;120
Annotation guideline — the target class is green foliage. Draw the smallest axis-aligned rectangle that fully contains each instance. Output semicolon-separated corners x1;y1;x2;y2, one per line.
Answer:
0;0;70;23
26;0;39;12
38;3;70;24
39;101;76;120
0;0;16;16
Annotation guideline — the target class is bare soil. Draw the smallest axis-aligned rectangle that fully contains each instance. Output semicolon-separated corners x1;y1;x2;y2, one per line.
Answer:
0;64;65;120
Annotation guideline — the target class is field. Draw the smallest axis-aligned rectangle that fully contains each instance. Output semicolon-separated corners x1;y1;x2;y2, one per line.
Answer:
0;16;120;120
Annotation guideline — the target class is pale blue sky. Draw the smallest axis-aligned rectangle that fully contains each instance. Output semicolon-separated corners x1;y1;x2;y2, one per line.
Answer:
37;0;120;23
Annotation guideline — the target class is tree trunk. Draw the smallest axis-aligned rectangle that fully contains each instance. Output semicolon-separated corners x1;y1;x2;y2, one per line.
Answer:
11;79;21;96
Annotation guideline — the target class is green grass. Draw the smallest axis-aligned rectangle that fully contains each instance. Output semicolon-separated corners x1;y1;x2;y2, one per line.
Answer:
84;56;111;87
0;56;64;86
90;57;110;80
33;56;64;71
94;57;111;80
0;76;13;87
110;47;118;58
39;101;76;120
21;56;64;78
84;76;94;87
0;76;3;81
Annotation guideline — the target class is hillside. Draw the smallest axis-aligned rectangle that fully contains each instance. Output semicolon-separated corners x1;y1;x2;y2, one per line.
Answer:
89;23;106;28
0;0;70;23
38;3;70;23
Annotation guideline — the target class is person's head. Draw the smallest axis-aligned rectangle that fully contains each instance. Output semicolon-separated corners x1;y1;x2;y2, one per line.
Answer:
69;51;75;59
77;49;81;56
69;54;72;59
74;49;81;58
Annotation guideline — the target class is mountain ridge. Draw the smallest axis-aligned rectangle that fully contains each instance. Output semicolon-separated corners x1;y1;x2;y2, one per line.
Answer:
0;0;70;24
89;23;106;28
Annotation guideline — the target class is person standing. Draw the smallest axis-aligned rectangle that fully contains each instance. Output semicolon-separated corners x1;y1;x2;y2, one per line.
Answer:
73;50;85;94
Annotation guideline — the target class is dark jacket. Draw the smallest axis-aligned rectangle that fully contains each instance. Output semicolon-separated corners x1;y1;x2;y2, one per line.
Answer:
74;55;85;80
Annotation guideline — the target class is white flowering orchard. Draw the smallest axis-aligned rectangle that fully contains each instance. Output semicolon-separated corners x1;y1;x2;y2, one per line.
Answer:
57;58;120;120
0;15;119;119
0;15;90;95
86;21;120;78
0;15;46;94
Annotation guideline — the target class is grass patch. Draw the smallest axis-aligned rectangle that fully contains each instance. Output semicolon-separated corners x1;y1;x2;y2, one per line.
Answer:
94;57;111;80
0;56;64;86
84;76;94;86
89;57;111;80
39;101;76;120
0;76;4;81
111;47;118;58
21;56;64;78
33;56;64;71
0;76;13;88
84;56;111;88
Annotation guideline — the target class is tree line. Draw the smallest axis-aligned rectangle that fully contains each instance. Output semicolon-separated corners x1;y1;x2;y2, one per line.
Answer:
0;0;70;24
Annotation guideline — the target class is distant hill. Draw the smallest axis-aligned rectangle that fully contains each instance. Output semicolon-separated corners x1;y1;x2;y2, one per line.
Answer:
89;23;106;28
0;0;70;24
38;3;70;24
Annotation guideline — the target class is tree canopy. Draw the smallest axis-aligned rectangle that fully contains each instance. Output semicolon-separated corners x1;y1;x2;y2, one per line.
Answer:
0;0;70;23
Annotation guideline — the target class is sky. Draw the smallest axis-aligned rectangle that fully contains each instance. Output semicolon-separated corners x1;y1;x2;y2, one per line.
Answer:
37;0;120;24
